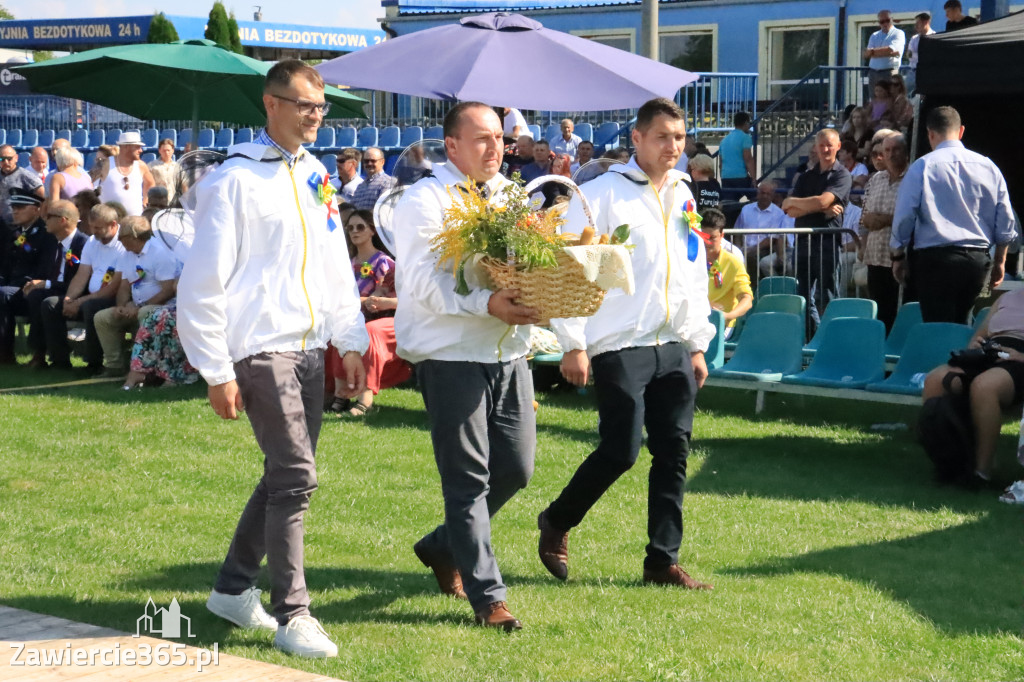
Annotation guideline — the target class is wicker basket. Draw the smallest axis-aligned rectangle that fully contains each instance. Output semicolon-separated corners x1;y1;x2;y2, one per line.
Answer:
482;250;607;326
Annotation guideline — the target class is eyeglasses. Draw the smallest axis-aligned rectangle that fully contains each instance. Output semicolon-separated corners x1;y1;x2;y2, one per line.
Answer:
270;93;331;117
0;156;14;162
122;177;130;190
362;158;383;166
347;223;369;233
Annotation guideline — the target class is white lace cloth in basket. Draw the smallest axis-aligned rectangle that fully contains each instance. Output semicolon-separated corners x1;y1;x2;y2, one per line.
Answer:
561;245;635;296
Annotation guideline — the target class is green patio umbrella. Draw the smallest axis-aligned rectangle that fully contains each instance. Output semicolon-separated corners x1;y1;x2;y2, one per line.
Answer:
13;39;365;141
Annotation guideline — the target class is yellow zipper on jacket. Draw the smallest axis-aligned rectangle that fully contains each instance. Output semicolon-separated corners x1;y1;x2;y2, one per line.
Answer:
287;164;315;349
645;179;675;344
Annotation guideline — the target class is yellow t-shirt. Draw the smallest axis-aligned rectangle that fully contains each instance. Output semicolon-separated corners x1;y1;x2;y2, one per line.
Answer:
707;249;752;327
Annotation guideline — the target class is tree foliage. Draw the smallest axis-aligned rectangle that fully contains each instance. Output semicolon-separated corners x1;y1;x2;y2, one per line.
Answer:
147;13;180;44
226;12;243;54
204;2;232;50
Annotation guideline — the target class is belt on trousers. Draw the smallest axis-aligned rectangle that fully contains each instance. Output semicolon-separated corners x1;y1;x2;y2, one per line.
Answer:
915;244;990;253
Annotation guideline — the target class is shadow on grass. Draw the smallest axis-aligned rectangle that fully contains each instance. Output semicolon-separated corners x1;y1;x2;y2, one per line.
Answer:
722;512;1024;637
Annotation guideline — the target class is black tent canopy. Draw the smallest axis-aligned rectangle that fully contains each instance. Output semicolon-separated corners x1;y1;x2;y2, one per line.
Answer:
916;10;1024;96
914;10;1023;218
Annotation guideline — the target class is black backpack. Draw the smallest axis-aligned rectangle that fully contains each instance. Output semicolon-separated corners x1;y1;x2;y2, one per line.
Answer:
916;372;976;485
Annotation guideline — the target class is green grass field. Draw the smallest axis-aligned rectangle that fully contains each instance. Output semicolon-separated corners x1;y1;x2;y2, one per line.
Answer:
1;367;1022;681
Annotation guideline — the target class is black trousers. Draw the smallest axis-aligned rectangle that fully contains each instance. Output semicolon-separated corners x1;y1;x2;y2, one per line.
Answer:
0;285;29;355
867;264;901;333
40;295;114;366
24;287;58;355
545;343;697;570
910;247;990;324
795;236;839;339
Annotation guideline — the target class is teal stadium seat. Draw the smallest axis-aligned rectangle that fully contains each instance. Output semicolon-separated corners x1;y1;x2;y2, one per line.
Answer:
866;322;973;395
705;309;726;371
804;297;877;353
972;306;991;332
709;312;805;382
756;276;799;299
782;318;886;388
884;302;922;361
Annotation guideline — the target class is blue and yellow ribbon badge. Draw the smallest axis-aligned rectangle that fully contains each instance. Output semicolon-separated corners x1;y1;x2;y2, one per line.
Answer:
308;172;339;231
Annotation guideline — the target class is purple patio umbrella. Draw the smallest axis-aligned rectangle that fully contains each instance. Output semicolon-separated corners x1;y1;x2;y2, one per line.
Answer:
316;12;698;111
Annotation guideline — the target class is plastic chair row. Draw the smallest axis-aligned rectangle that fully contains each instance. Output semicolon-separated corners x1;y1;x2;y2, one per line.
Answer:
710;312;973;395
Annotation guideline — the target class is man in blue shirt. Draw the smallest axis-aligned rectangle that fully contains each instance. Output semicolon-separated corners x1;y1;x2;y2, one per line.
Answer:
719;112;755;200
863;10;906;94
891;106;1016;324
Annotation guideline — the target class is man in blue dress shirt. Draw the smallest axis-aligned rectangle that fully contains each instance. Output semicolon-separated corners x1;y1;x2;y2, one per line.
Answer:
891;106;1017;324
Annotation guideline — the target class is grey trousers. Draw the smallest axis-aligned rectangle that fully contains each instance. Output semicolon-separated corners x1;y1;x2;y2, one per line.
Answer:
213;350;324;625
416;357;536;611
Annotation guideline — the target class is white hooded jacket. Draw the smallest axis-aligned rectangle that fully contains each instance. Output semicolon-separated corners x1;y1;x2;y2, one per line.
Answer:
177;142;369;386
551;158;715;357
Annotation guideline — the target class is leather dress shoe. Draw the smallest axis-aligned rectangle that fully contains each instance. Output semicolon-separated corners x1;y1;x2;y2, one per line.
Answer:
474;601;522;631
26;353;47;369
642;564;713;590
413;539;467;600
537;510;569;581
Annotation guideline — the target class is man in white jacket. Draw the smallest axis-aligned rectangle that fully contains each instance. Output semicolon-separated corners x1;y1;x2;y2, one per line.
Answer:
177;60;368;658
393;102;539;631
539;98;716;590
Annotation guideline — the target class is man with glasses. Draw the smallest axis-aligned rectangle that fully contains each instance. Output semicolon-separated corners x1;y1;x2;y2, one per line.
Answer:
178;59;367;659
332;147;363;201
96;131;155;217
20;199;88;368
351;146;395;210
0;145;43;229
0;188;56;363
863;10;906;94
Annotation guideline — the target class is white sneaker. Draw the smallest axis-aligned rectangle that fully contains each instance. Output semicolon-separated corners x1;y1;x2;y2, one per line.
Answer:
274;615;338;658
206;587;278;631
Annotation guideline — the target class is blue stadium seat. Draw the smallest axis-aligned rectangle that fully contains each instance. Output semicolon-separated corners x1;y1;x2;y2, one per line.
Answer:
527;124;541;140
83;151;96;172
884;302;922;361
56;129;72;142
141;128;158;149
544;124;560;143
709;312;805;382
424;125;443;141
177;129;192;149
234;127;253;145
214;128;234;150
320;153;338;178
87;129;105;149
38;130;55;148
70;129;88;149
400;125;423;148
158;128;177;148
17;151;29;168
312;126;335;150
756;276;799;299
804;297;877;353
356;126;378;150
705;309;726;371
575;122;593;143
336;126;357;148
783;318;886;388
21;129;38;149
6;129;22;148
972;306;991;332
141;152;157;164
197;128;215;149
0;129;7;147
866;322;974;395
378;125;400;151
104;128;122;146
595;121;620;150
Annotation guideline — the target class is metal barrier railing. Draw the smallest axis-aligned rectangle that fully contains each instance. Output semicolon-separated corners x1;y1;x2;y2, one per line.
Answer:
723;226;866;331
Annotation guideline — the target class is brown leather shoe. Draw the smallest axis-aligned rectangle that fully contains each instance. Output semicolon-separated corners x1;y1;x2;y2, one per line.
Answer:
537;510;569;581
642;564;714;590
413;539;467;600
474;601;522;631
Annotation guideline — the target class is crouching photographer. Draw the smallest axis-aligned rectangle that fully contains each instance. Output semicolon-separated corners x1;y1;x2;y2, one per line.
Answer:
921;289;1024;489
